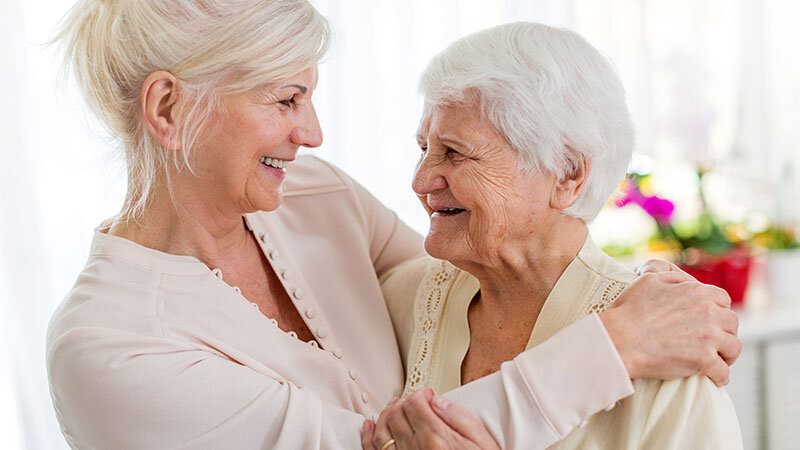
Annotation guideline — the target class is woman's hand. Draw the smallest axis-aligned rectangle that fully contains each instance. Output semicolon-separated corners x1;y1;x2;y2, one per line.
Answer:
635;258;694;277
599;270;741;387
361;389;499;450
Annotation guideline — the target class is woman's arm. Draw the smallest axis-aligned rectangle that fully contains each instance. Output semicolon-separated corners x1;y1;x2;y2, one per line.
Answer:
48;328;367;449
324;159;425;279
366;314;630;450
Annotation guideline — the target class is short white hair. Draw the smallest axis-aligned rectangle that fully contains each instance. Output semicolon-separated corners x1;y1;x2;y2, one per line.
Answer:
55;0;331;220
419;22;634;221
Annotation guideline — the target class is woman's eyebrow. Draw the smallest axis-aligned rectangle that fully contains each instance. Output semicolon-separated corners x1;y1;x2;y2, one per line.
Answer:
280;84;308;93
439;136;467;148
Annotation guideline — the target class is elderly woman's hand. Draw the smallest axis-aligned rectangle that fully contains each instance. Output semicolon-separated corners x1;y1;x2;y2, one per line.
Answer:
600;270;741;387
361;389;499;450
635;259;695;278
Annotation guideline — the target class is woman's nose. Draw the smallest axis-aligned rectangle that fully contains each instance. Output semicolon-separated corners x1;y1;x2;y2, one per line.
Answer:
292;105;323;148
412;154;447;196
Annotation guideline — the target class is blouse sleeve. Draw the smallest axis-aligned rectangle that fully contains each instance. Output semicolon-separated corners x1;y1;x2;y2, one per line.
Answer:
47;328;366;450
320;158;425;278
442;314;636;450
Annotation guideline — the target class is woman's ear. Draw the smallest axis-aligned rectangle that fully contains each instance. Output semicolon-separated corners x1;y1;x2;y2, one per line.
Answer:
551;153;590;210
141;71;182;150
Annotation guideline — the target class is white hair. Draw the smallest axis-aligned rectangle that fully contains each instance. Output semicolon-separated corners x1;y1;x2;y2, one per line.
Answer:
55;0;332;220
419;22;634;221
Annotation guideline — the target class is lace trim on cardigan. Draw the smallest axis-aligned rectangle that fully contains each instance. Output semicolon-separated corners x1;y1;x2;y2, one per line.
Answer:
579;279;629;318
402;259;459;396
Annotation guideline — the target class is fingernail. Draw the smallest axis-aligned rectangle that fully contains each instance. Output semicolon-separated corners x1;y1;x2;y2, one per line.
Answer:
432;395;451;412
361;420;368;432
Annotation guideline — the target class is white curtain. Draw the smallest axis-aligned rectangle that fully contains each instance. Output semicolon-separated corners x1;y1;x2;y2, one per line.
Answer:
2;0;798;448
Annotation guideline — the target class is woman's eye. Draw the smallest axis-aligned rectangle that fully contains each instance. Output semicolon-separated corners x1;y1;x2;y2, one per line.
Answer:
445;147;463;159
278;96;296;107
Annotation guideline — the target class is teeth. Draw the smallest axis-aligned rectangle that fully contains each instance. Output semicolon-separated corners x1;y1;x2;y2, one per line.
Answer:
259;156;289;170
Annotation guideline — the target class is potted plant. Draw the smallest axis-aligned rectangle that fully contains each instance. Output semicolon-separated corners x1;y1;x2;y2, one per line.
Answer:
616;170;752;305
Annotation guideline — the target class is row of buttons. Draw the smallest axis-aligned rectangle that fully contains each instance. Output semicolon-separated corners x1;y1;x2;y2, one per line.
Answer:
257;230;370;405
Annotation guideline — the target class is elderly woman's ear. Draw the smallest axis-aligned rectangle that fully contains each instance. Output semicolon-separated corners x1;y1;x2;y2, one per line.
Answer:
550;156;590;210
142;70;182;150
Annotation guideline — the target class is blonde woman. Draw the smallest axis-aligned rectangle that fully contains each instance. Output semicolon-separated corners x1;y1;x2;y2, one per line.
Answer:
47;2;740;449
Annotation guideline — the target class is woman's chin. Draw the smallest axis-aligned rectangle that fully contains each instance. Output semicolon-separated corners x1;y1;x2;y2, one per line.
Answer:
423;234;457;261
249;189;284;213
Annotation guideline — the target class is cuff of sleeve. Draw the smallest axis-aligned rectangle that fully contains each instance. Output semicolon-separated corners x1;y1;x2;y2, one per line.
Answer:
512;313;634;438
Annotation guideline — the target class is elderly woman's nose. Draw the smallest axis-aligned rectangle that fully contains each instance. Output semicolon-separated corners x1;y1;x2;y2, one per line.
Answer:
292;106;323;148
412;156;447;195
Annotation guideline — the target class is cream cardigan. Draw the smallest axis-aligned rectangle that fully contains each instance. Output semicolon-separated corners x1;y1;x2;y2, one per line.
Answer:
48;155;633;449
382;235;743;449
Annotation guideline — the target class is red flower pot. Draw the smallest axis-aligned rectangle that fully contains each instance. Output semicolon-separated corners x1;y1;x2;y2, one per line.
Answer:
679;248;752;306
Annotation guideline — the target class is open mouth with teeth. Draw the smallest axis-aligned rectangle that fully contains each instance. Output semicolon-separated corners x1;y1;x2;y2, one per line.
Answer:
433;208;467;216
259;156;289;172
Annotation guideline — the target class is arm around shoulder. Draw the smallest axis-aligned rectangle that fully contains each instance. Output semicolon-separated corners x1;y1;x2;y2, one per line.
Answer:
441;314;635;450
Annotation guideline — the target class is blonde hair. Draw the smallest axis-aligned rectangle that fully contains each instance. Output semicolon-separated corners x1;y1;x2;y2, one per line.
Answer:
420;22;634;221
55;0;331;220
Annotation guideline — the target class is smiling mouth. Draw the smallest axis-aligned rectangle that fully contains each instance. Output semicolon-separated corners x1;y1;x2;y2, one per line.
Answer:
259;156;290;171
433;208;467;216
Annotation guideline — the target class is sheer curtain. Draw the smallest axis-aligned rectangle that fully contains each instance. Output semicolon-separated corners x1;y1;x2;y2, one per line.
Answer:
2;0;797;448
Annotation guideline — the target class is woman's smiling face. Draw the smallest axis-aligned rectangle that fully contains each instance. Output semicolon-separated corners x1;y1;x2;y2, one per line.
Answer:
412;102;562;267
191;67;322;216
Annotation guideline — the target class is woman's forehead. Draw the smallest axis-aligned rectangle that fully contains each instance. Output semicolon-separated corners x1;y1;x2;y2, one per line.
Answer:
418;103;493;141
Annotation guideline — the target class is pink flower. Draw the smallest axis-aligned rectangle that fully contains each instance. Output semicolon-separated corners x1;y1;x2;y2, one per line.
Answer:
641;196;675;225
616;178;675;225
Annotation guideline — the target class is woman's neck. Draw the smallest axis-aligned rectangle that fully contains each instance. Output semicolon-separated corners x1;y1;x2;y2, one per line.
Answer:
461;218;588;314
107;181;253;268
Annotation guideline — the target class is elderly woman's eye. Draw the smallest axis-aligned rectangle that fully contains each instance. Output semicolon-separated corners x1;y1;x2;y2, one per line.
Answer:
278;96;296;107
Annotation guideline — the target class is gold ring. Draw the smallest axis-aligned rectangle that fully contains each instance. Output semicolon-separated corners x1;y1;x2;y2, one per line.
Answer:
380;438;396;450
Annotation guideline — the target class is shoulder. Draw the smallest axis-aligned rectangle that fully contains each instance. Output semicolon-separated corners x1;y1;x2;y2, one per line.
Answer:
635;375;742;448
271;155;380;225
643;375;736;415
380;255;430;287
47;237;217;362
573;235;636;315
49;255;158;345
281;154;353;197
577;235;637;285
561;375;741;449
380;256;466;297
380;256;431;316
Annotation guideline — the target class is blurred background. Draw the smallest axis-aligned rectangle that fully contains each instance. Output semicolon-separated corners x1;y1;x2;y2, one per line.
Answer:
2;0;799;448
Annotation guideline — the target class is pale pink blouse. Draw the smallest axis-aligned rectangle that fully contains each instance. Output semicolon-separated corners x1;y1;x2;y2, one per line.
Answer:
47;155;633;449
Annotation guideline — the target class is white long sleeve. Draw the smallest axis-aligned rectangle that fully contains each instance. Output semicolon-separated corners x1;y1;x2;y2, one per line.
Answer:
444;314;634;450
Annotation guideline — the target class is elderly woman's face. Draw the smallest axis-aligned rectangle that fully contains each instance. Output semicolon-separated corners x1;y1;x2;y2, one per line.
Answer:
413;102;562;266
194;67;322;214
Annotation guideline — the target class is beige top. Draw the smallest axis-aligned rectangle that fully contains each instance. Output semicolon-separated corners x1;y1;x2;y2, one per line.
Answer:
48;155;635;449
383;235;743;449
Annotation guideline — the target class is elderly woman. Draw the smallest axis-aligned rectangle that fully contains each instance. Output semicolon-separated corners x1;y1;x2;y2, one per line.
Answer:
370;22;742;449
47;1;739;449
